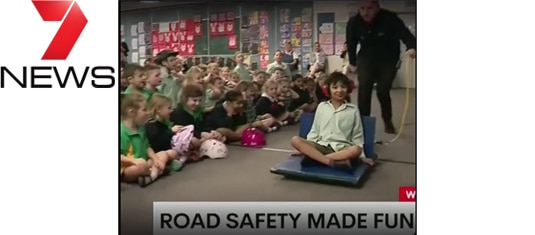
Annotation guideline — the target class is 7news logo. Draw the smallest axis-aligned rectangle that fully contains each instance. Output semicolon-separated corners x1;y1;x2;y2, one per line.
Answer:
0;0;115;88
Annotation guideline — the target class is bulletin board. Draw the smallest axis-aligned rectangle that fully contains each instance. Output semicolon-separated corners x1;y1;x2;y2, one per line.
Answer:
316;12;335;56
206;5;241;55
276;2;313;72
120;2;315;67
175;6;209;56
120;11;151;64
240;4;278;69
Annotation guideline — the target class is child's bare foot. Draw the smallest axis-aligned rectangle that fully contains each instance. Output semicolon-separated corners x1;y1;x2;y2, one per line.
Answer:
361;158;375;166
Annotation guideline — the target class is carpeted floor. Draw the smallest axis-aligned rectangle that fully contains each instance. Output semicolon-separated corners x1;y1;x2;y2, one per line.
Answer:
120;89;416;234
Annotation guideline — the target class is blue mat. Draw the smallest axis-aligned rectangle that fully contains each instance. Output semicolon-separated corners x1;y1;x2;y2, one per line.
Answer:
271;112;377;186
270;156;372;186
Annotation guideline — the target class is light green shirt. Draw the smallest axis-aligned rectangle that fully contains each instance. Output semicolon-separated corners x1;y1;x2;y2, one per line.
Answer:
307;101;365;157
158;67;182;108
266;62;292;79
203;89;219;109
233;64;252;82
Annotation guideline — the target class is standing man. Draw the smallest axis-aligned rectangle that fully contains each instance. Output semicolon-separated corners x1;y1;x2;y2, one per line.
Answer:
346;1;416;134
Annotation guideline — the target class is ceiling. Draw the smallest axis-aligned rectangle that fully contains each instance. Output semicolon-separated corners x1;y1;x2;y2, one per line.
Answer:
120;2;185;12
120;1;417;12
120;0;330;12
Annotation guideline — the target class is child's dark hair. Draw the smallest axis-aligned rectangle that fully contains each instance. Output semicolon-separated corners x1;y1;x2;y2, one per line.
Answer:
224;90;243;102
292;74;304;82
180;84;204;104
254;71;268;77
324;72;351;102
304;78;315;86
234;81;255;92
122;63;143;79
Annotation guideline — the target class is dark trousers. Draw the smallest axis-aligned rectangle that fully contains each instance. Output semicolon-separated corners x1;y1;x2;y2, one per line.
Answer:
357;62;398;122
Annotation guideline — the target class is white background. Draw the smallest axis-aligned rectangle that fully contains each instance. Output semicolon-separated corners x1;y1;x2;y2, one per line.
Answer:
1;0;535;235
0;0;118;235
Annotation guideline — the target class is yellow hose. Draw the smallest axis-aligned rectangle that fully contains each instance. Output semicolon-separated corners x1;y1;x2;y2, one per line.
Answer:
377;56;414;145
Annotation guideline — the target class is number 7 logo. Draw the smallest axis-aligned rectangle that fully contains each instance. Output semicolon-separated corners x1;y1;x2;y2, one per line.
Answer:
32;0;87;60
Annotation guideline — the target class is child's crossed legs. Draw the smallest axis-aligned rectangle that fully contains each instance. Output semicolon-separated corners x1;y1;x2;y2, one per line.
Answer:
290;136;373;168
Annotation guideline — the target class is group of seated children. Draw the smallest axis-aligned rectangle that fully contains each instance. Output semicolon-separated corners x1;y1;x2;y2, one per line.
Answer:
120;49;372;187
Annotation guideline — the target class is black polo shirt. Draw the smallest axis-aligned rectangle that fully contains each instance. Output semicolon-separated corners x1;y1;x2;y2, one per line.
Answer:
170;105;210;139
145;119;174;153
206;103;248;131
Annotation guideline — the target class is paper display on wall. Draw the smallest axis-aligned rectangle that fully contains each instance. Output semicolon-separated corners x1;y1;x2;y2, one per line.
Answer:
139;46;146;58
131;38;138;50
138;34;145;46
159;22;169;33
130;25;138;36
131;52;139;63
137;22;145;33
319;23;334;34
318;34;333;44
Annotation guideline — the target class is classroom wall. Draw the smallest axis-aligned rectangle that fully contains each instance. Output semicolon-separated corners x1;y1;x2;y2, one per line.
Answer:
312;1;416;88
120;1;415;87
120;2;314;72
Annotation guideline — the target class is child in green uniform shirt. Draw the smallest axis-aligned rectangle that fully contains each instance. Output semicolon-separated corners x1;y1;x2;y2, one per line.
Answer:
144;64;163;101
122;63;152;100
233;52;252;82
120;93;175;187
171;84;226;151
204;76;225;112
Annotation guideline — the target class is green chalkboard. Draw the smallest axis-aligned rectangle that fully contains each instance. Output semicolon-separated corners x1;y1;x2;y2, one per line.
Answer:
208;18;241;55
206;5;240;55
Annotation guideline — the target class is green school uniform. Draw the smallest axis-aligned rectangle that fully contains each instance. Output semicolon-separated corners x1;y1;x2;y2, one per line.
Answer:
233;64;252;82
204;89;220;110
124;86;152;101
120;123;150;160
145;86;162;101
